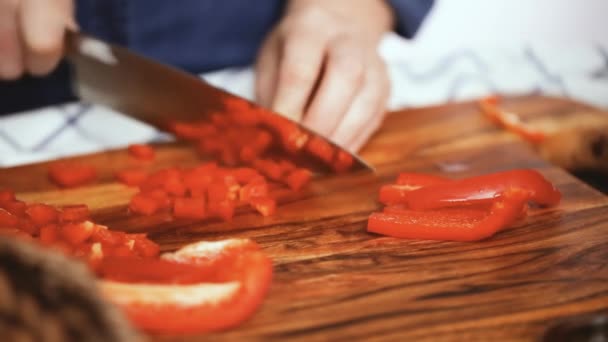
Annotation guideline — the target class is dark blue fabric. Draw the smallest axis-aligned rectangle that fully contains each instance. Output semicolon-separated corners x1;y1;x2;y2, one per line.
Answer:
0;0;433;114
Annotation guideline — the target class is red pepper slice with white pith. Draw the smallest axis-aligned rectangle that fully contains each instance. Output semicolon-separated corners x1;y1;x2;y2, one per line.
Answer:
402;169;561;210
98;239;273;335
369;190;529;241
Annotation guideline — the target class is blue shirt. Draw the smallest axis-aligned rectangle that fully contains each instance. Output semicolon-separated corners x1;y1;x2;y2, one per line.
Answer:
0;0;433;114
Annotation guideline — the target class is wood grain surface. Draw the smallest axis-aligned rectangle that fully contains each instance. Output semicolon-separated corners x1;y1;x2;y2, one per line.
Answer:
1;96;607;341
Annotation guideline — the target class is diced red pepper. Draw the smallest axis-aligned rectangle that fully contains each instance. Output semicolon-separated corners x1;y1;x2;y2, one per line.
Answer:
48;161;97;188
232;168;261;184
18;219;39;236
98;239;273;334
368;191;528;242
26;204;59;227
209;200;235;221
306;136;335;165
2;200;27;217
61;221;96;245
173;197;207;220
39;224;60;245
0;208;19;227
0;189;15;203
129;193;161;216
333;150;354;173
128;144;156;161
145;189;172;209
90;227;125;246
115;169;148;187
163;175;187;197
132;235;160;258
207;183;229;203
60;204;91;222
403;169;561;210
239;178;269;202
252;159;283;181
249;197;276;217
285;169;312;192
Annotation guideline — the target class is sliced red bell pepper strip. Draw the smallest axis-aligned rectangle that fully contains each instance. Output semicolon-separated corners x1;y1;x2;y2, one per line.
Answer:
395;172;450;187
368;190;528;242
98;239;273;334
379;173;451;205
402;169;561;210
479;96;546;144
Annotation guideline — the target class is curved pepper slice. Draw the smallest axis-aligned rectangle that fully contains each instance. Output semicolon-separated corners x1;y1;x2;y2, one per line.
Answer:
98;239;273;334
368;191;528;242
479;96;546;144
379;173;450;205
402;169;561;210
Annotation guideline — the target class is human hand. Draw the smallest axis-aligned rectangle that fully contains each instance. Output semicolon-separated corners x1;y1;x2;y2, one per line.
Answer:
255;0;394;152
0;0;75;80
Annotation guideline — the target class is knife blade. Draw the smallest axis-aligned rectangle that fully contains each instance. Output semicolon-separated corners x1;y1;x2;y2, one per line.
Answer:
64;32;372;173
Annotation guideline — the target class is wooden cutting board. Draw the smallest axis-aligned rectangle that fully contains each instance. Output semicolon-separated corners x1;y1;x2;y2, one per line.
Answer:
1;96;607;341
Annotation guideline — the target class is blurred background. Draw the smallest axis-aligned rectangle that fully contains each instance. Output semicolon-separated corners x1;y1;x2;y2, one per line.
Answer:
1;0;607;167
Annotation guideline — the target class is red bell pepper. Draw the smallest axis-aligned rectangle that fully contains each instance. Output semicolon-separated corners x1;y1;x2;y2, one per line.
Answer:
479;96;546;144
285;168;312;192
306;136;335;165
26;203;59;227
98;239;273;334
60;204;91;222
61;221;97;245
173;197;207;219
115;169;148;187
379;173;450;205
128;144;156;161
368;190;528;242
129;193;162;216
249;197;276;217
48;161;98;188
401;169;561;210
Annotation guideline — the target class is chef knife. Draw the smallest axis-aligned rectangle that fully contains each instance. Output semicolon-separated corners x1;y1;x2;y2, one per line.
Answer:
64;32;372;173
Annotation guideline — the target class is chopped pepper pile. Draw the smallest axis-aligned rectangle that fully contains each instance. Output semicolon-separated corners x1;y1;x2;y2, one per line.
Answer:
0;189;272;335
369;169;561;241
118;161;310;220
